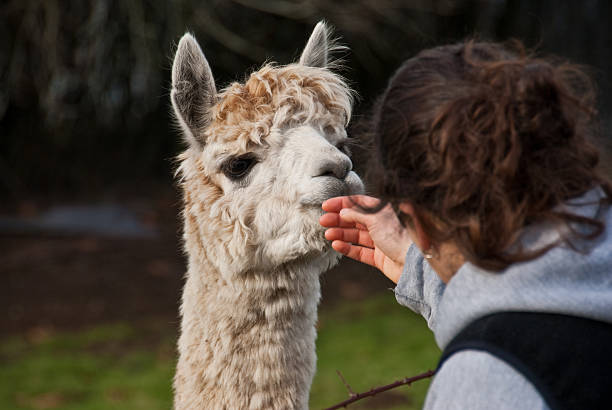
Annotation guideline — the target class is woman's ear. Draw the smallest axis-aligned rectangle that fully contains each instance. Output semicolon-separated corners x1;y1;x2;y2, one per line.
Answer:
398;202;432;254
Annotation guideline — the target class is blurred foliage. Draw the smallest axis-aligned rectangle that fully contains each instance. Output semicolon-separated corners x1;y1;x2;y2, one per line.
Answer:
0;295;438;410
0;0;610;197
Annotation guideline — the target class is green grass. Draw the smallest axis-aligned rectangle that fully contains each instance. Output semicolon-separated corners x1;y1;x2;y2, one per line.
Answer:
312;295;440;409
0;295;439;410
0;323;175;410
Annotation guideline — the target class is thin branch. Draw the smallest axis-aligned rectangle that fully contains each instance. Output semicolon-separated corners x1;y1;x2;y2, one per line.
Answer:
324;369;436;410
336;370;356;397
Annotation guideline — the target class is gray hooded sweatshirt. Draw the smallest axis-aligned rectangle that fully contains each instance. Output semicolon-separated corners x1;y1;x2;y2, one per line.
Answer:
394;187;612;409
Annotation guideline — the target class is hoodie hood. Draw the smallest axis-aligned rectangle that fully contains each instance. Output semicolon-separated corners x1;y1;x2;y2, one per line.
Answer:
433;187;612;349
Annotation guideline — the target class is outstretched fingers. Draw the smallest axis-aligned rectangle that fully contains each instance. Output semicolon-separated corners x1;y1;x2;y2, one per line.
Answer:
322;195;381;213
331;241;377;268
325;227;375;248
319;212;357;228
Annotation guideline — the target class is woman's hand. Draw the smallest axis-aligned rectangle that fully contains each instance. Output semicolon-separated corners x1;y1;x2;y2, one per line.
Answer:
319;195;413;284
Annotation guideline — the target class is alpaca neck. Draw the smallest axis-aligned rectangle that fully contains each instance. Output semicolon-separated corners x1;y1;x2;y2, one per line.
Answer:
174;252;331;410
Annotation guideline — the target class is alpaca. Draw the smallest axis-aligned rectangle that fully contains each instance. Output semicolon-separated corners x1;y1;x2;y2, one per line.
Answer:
170;22;363;409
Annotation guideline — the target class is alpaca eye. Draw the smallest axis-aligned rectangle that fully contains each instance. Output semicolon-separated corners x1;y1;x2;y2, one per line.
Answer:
223;155;256;180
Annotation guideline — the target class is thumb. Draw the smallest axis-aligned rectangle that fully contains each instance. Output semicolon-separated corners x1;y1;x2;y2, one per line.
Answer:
339;208;375;229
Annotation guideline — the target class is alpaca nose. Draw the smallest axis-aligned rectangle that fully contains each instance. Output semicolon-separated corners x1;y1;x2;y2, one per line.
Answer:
316;156;352;180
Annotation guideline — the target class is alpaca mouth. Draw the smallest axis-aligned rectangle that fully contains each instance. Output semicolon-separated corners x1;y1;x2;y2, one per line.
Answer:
300;173;364;206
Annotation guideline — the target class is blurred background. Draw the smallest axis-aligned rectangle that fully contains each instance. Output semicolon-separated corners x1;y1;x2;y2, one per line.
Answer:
1;1;611;409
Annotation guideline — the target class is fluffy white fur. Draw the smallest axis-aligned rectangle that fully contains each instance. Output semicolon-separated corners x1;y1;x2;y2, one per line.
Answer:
171;21;363;409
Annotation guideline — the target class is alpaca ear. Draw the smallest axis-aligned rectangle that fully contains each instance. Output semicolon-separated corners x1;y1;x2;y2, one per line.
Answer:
171;33;217;148
299;21;330;68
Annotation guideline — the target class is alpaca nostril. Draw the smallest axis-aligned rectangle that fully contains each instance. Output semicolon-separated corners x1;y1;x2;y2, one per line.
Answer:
338;163;350;179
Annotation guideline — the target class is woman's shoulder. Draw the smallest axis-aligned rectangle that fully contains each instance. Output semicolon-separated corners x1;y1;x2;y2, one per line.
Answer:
433;190;612;347
424;350;549;410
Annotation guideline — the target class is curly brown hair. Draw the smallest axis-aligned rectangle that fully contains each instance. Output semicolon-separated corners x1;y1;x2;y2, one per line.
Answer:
365;40;611;271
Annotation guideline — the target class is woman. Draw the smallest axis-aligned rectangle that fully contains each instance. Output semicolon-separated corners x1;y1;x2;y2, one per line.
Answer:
320;40;612;409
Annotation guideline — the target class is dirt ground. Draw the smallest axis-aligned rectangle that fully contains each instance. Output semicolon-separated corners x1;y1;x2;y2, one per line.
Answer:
1;186;393;336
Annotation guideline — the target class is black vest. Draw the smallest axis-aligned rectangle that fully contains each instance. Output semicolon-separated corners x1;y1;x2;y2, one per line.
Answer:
438;312;612;410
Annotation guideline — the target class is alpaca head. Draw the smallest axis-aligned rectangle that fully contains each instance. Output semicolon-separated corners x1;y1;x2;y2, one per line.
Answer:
172;22;363;277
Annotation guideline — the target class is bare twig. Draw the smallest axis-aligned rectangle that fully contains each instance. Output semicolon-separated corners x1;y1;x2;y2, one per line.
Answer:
324;369;436;410
335;370;356;397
